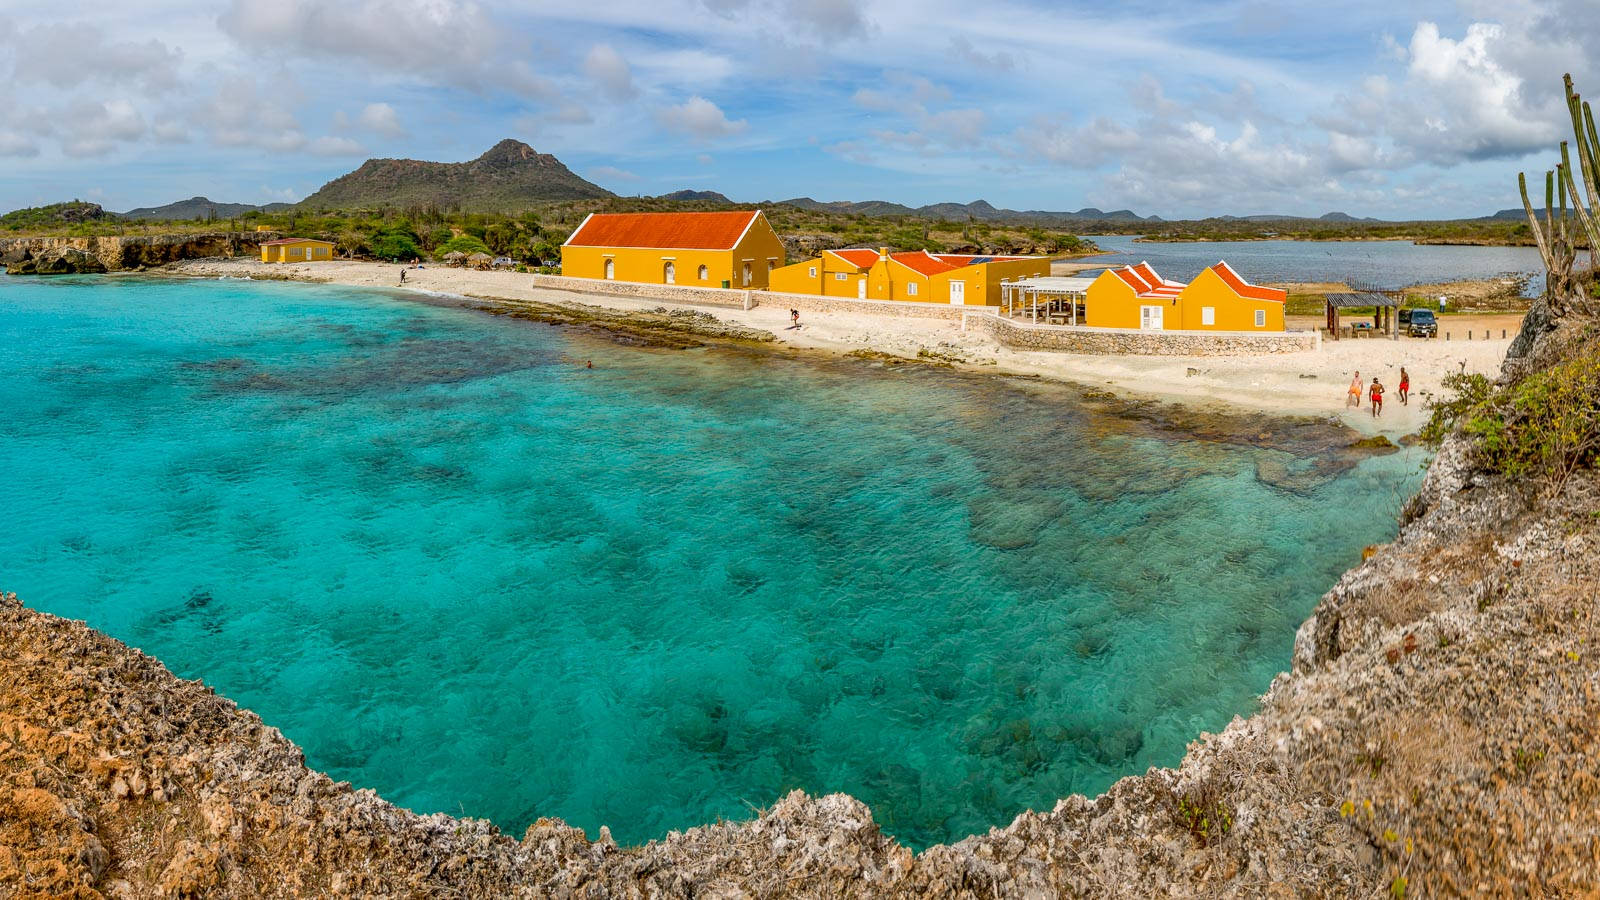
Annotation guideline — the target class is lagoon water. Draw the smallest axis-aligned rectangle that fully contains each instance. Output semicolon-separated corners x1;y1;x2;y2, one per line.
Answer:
1084;234;1551;295
0;276;1422;848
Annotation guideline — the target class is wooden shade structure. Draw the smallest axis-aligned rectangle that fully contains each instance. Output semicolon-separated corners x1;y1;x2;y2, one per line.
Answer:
1324;291;1400;340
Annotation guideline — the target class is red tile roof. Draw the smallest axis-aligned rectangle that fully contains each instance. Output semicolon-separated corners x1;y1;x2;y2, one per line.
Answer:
261;238;333;246
930;254;1028;266
1209;261;1286;302
889;251;958;276
1110;262;1187;298
829;249;882;269
564;210;763;250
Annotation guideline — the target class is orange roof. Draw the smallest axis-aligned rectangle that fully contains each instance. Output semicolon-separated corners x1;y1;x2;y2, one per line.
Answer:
890;251;958;276
829;249;881;269
1110;262;1187;298
930;254;1029;266
564;210;763;250
1209;261;1286;302
261;237;333;246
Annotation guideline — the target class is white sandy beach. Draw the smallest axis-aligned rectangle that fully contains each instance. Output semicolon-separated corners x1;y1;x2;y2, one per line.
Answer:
167;258;1518;437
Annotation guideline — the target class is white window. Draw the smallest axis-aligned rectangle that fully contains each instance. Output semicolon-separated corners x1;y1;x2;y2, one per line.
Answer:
697;264;708;280
907;282;918;296
1201;307;1215;326
835;273;847;281
809;267;817;278
1255;309;1266;327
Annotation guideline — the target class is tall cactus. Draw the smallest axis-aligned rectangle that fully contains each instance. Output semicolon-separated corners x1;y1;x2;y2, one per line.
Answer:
1521;74;1600;309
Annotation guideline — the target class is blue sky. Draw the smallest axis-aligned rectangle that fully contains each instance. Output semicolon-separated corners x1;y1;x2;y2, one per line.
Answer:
2;0;1596;219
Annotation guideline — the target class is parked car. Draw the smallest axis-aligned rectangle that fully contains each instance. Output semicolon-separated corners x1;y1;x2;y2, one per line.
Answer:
1407;308;1437;338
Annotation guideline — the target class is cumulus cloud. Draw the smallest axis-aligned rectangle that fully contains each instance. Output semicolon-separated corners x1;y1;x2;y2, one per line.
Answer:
654;96;747;140
307;135;365;156
59;99;147;157
1335;22;1558;163
10;24;182;93
357;102;406;137
584;44;637;100
216;0;550;97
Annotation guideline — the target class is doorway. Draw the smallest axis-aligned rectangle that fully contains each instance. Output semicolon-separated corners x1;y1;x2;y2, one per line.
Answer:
1140;305;1164;329
949;281;965;305
664;261;675;284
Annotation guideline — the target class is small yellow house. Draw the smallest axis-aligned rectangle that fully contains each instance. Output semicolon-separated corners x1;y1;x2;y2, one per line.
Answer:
769;249;1047;305
261;238;334;263
560;210;786;288
1083;261;1284;330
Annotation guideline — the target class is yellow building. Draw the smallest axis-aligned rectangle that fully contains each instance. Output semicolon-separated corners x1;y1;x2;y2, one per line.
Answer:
1083;261;1284;330
560;210;786;288
260;238;334;263
768;248;1048;305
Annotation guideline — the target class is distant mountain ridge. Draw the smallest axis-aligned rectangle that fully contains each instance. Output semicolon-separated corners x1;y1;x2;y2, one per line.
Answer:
299;139;613;212
119;197;293;220
774;197;1162;223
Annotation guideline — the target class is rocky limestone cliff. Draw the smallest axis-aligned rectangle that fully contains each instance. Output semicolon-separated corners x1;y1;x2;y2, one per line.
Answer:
2;295;1598;898
1;233;273;274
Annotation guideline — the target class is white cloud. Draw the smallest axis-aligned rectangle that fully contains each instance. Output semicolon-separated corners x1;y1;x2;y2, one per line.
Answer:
59;99;147;157
584;44;637;100
357;102;406;137
654;96;747;140
10;24;182;92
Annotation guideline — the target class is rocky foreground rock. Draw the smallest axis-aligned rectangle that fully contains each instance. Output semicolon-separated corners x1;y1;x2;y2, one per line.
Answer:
1;233;274;274
3;298;1598;898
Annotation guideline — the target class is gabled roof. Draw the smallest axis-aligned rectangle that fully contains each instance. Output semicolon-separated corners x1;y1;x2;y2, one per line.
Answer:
1208;261;1287;302
1109;261;1186;298
261;237;333;246
563;210;765;250
930;253;1032;266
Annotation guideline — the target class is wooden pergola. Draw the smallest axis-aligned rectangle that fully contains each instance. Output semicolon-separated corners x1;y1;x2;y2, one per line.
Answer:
1324;291;1400;340
1000;275;1097;324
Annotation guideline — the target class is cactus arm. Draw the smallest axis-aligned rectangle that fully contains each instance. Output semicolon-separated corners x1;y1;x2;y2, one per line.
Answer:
1521;171;1555;271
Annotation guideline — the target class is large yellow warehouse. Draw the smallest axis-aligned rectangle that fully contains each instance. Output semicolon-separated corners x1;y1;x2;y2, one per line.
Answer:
560;210;786;288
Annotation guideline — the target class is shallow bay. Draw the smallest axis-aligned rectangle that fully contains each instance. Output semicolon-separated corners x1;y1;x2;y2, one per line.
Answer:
0;275;1423;848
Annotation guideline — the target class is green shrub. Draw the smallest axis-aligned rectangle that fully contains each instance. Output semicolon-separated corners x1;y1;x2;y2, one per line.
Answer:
369;230;421;260
436;234;490;257
1422;339;1600;489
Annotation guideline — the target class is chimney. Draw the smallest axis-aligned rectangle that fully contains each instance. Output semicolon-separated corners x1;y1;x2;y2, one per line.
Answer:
878;247;889;259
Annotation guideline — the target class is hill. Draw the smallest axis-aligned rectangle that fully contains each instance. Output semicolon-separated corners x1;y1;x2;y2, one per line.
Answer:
658;190;732;203
1;201;110;229
120;197;293;221
299;140;613;212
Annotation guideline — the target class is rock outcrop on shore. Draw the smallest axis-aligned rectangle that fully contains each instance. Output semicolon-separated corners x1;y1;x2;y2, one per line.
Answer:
2;293;1597;898
0;233;273;274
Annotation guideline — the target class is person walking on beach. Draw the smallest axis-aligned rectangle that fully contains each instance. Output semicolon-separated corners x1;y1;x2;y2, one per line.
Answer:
1369;377;1385;417
399;268;407;284
1347;371;1362;408
791;308;801;329
1398;367;1410;405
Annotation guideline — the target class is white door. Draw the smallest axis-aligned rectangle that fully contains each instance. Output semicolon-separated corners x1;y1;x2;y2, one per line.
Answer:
742;262;752;286
604;259;614;280
949;281;965;305
857;279;867;299
664;261;675;284
1140;305;1164;329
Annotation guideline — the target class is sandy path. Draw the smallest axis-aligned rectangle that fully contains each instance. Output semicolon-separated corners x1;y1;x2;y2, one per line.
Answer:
168;259;1516;437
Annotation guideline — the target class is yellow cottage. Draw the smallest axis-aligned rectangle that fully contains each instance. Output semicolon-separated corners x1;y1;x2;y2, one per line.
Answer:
560;210;786;288
261;238;334;263
769;248;1048;305
1083;261;1285;330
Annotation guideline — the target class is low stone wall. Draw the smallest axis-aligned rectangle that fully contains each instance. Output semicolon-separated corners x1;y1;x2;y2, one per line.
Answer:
527;274;755;309
761;290;978;321
973;314;1321;355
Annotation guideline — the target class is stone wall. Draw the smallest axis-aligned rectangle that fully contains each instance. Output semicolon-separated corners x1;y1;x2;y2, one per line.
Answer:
527;274;755;309
973;313;1320;355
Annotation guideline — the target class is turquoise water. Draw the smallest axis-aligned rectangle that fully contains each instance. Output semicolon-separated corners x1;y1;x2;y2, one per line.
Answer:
0;276;1422;848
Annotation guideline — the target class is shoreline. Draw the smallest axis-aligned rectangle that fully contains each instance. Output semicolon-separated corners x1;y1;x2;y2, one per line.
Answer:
151;257;1515;438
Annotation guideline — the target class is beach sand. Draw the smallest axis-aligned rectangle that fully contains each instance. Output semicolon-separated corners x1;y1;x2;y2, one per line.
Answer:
167;258;1517;437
